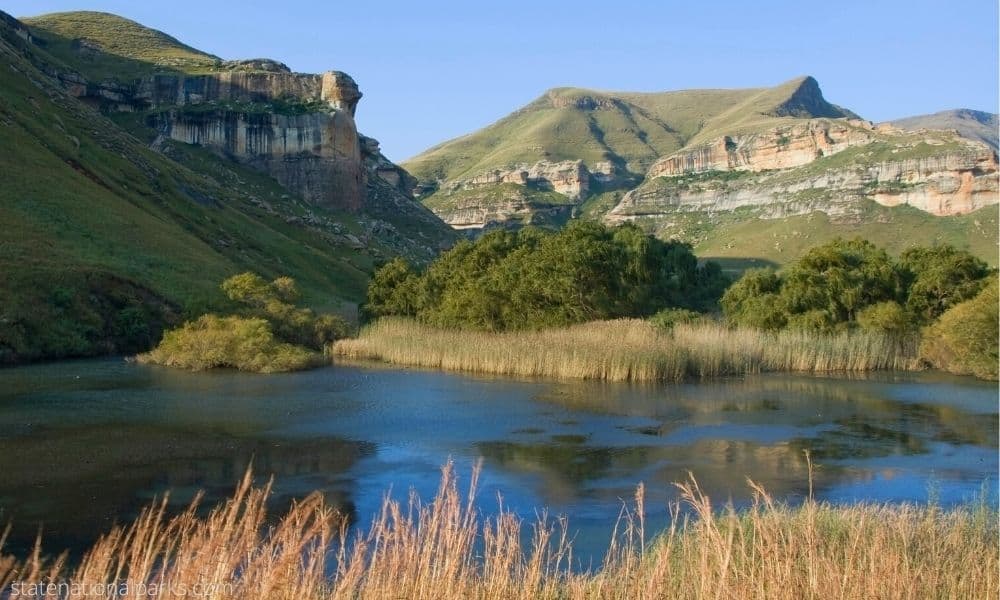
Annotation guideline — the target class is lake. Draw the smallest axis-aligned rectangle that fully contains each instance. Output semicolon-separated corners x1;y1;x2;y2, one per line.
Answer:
0;359;995;564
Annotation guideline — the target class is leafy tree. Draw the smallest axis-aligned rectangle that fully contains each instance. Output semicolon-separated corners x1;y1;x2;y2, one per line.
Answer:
649;308;705;330
139;314;317;373
900;245;991;323
856;301;911;335
220;272;273;308
364;257;421;319
720;268;787;330
779;238;901;329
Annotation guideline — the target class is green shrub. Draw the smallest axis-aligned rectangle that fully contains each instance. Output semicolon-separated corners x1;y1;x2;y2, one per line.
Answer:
857;301;911;335
221;272;352;350
649;308;706;330
919;278;999;380
138;315;319;373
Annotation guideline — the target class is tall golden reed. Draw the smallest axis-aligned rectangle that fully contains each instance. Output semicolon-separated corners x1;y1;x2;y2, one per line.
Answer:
332;318;919;382
1;464;994;599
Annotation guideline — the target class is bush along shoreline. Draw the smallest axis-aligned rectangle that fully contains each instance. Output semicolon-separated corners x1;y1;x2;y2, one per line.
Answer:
138;273;352;373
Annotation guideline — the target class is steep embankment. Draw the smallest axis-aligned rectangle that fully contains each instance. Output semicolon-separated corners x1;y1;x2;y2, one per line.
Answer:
0;11;454;363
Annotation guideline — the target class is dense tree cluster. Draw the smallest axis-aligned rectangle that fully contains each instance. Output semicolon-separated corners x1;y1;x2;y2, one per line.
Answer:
721;239;993;335
364;222;729;331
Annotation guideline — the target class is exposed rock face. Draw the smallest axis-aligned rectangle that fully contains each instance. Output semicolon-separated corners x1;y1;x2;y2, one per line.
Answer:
453;160;590;199
421;160;631;228
58;66;370;211
607;130;999;224
868;152;999;215
647;120;877;178
151;108;364;210
427;186;575;230
769;76;855;119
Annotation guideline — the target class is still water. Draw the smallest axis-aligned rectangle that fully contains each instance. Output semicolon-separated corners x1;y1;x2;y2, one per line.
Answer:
0;359;995;563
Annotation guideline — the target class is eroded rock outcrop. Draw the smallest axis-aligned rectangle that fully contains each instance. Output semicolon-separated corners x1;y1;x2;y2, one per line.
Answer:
421;160;628;228
647;120;877;178
456;160;591;199
607;128;999;224
58;65;371;211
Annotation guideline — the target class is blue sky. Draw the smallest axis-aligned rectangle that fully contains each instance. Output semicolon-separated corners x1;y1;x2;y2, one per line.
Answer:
7;0;998;161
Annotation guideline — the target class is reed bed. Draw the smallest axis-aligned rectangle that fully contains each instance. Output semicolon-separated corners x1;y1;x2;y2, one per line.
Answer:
332;318;919;382
1;464;994;600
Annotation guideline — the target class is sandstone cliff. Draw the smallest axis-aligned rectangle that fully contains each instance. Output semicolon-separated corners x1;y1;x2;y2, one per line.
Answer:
607;127;998;227
59;66;369;211
418;160;628;228
645;120;878;178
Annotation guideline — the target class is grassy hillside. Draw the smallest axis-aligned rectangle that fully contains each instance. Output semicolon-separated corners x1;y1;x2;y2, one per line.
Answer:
690;203;999;274
0;13;447;363
404;76;854;183
21;11;221;80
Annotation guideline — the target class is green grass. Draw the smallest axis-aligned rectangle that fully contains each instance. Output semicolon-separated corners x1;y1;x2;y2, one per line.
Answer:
21;11;220;80
688;204;999;268
403;76;845;184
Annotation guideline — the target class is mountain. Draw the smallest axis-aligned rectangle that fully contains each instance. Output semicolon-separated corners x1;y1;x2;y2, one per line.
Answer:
0;10;455;363
404;78;998;269
889;109;998;151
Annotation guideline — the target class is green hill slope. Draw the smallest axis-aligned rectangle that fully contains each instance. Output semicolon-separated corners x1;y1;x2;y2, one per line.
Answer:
0;11;453;363
404;76;853;183
21;11;223;81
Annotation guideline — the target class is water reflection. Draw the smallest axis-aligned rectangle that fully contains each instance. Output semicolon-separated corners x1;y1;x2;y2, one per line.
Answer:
0;360;994;562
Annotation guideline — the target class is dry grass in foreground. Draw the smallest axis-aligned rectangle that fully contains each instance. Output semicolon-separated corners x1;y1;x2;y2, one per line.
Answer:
0;464;994;600
332;318;919;382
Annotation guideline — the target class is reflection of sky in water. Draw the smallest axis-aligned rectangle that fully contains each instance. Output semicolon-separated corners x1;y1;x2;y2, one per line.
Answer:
0;359;995;564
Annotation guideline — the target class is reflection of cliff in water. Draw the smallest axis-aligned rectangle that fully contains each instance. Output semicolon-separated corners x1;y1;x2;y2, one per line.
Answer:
0;424;373;558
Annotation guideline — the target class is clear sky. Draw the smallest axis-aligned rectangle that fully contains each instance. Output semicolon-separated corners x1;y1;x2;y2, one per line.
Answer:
6;0;998;162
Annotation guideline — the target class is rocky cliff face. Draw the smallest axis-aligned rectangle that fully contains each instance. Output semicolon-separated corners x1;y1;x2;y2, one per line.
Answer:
458;160;591;198
421;160;626;228
647;120;877;178
60;66;370;211
150;106;364;210
607;127;998;225
423;183;576;230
